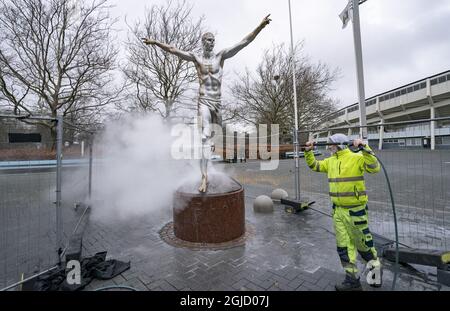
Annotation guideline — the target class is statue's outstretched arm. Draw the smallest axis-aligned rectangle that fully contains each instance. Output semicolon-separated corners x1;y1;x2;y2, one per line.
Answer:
221;14;271;60
142;38;195;62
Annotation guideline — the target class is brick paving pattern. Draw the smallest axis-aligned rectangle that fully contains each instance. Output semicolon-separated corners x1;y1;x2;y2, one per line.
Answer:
79;183;449;291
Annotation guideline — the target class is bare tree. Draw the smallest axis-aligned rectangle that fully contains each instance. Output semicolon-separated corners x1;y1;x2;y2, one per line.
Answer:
0;0;120;141
229;43;339;142
122;0;204;118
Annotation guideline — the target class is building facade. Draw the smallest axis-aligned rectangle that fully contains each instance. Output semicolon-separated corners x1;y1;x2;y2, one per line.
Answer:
313;70;450;150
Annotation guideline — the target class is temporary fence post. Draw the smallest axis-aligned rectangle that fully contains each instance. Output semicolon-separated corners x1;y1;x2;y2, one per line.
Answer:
88;137;93;201
55;115;63;259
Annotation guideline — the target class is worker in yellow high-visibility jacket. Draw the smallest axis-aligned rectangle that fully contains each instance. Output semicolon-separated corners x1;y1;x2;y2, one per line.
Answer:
305;133;382;291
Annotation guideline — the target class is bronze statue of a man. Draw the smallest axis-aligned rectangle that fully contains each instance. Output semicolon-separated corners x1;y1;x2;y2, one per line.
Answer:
143;14;271;193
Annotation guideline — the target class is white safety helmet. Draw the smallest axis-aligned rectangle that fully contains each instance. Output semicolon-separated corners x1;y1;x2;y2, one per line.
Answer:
328;133;349;150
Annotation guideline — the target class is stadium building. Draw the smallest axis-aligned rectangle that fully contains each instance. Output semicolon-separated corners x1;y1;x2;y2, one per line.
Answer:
313;70;450;150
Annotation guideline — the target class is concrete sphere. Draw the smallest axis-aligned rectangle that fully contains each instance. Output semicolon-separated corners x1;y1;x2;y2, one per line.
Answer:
253;195;274;213
271;188;289;201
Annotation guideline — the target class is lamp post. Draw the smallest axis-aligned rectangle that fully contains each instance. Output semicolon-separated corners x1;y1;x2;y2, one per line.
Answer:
351;0;368;139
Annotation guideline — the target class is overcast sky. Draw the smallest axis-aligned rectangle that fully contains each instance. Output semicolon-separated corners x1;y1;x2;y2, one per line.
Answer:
109;0;450;109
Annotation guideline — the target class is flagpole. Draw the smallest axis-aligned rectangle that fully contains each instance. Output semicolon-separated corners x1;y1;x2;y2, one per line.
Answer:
288;0;300;200
351;0;368;139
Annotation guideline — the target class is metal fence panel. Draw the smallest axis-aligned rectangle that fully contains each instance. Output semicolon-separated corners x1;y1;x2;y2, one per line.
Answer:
0;115;94;290
0;116;58;289
233;119;449;251
302;120;450;251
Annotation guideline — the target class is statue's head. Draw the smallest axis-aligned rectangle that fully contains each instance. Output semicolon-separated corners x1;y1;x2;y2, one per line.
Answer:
201;32;215;53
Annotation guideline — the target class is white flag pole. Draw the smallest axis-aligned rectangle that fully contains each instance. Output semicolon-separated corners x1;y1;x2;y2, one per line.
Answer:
351;0;368;139
288;0;300;200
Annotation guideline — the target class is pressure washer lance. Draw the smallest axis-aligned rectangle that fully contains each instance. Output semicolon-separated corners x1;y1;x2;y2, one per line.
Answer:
300;141;400;291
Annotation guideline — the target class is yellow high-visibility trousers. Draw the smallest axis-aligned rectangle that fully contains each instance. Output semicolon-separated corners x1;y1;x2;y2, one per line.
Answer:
332;205;380;276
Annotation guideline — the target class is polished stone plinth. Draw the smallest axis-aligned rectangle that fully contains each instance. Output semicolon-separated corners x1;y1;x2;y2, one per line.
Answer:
173;174;245;243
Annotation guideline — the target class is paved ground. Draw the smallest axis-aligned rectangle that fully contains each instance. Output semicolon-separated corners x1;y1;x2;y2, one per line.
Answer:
1;150;450;291
79;183;449;291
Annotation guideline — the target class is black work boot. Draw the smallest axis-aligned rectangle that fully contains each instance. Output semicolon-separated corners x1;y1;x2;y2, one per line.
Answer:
335;273;363;291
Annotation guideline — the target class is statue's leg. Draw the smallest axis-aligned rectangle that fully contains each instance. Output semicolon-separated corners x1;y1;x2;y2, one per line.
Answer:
198;104;212;193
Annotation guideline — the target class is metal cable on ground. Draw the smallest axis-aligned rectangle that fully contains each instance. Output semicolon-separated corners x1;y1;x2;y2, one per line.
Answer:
0;266;59;291
308;206;332;218
93;285;138;291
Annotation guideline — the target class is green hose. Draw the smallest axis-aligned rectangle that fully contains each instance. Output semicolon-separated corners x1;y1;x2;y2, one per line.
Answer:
372;153;399;290
356;146;399;291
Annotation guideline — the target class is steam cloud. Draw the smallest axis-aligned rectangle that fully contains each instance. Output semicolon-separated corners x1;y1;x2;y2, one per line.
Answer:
89;113;201;222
